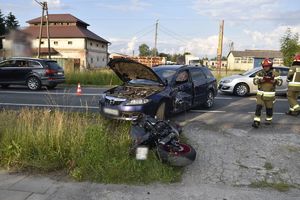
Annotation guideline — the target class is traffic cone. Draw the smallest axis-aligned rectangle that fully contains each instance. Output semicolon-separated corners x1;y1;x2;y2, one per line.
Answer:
76;83;82;96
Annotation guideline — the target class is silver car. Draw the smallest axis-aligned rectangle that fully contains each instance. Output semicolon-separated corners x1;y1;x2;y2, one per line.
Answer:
219;66;289;96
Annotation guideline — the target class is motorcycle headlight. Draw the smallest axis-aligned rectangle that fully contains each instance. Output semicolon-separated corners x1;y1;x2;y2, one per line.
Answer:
126;99;151;105
222;79;232;83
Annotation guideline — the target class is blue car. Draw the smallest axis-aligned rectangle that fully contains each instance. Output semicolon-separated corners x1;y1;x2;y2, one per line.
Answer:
99;58;217;120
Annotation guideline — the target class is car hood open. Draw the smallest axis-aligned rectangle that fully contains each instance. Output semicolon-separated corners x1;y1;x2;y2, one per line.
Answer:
108;58;164;85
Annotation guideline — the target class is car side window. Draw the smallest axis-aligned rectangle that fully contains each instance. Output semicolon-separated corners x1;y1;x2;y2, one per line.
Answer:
28;61;42;68
175;70;189;85
15;60;29;67
277;68;288;76
0;60;13;67
201;67;214;79
190;68;206;82
249;70;261;78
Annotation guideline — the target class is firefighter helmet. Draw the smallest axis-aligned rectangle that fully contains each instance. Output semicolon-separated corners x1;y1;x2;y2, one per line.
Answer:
261;58;273;68
293;54;300;62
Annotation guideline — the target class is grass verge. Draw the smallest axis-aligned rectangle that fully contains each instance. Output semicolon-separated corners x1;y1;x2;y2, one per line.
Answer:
0;109;181;184
65;68;122;86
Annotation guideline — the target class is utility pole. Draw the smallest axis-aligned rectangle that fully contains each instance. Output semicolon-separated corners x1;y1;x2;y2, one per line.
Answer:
35;1;51;59
217;20;224;75
154;19;159;57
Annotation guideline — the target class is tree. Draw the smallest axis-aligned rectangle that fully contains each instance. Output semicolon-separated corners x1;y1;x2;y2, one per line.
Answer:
280;28;300;66
0;10;5;36
5;12;19;32
138;43;151;56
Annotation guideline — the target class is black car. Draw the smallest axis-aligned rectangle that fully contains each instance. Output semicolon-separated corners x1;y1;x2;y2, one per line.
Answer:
99;58;217;120
0;57;65;90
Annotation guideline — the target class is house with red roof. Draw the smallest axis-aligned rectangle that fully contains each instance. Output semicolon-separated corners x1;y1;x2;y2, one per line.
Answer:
1;14;109;69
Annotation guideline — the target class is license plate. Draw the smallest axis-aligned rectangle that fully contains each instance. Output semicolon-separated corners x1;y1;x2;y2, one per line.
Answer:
136;146;149;160
103;108;119;116
57;72;63;75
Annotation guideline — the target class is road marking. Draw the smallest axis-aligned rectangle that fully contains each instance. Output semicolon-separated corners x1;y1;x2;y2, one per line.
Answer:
0;91;101;96
0;102;99;109
190;110;226;113
249;98;288;101
248;112;286;115
216;97;233;100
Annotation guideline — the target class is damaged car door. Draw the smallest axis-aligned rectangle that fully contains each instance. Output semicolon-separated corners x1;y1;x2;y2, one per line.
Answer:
190;68;207;105
171;69;193;113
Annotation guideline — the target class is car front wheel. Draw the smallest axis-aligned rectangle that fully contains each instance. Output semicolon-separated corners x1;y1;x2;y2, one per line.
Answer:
234;83;249;97
27;76;41;90
203;90;215;108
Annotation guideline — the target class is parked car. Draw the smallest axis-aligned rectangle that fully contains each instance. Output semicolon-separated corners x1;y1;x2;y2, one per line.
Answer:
218;66;289;96
99;58;218;120
0;57;65;90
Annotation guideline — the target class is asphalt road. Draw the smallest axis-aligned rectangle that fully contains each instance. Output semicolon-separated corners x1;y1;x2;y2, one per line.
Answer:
0;85;292;114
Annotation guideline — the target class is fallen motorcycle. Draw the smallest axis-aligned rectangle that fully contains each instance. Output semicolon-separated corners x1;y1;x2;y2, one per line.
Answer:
130;115;196;167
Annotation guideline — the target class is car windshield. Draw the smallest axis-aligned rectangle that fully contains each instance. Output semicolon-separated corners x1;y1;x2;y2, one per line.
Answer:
153;68;177;83
46;61;63;70
241;68;260;76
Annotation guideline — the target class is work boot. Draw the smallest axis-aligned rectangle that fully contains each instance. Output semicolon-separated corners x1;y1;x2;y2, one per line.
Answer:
252;121;260;128
265;120;272;125
285;110;300;116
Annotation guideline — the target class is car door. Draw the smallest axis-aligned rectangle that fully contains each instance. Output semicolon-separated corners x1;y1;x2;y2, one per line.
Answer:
248;69;262;93
171;69;193;113
13;60;32;83
275;67;288;92
190;68;207;105
0;60;15;83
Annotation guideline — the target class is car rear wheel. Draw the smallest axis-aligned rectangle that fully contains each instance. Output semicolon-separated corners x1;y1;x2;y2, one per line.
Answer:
234;83;249;97
1;84;9;89
155;102;166;120
27;76;41;91
46;84;57;90
203;90;215;108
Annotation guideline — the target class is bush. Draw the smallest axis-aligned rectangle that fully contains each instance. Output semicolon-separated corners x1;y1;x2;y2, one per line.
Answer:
0;109;181;184
65;69;122;86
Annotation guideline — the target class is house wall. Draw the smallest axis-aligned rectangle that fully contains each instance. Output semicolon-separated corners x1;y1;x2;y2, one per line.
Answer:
227;53;253;71
33;38;108;69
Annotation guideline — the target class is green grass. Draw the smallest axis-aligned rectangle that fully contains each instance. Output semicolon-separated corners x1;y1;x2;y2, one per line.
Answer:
250;180;293;192
264;162;274;170
211;70;245;82
65;68;122;86
0;109;181;184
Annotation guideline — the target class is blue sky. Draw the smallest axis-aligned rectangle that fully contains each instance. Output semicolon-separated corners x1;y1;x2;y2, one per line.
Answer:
1;0;300;58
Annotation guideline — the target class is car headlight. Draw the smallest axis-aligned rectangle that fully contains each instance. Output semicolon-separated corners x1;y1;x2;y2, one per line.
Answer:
222;79;232;83
126;99;151;105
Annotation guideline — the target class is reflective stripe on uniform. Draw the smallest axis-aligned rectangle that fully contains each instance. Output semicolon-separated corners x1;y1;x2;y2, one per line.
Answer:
254;116;261;122
288;82;300;87
257;90;275;97
290;104;300;111
266;117;272;121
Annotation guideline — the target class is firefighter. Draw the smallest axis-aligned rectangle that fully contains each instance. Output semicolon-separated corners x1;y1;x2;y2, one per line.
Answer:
286;54;300;116
252;58;283;128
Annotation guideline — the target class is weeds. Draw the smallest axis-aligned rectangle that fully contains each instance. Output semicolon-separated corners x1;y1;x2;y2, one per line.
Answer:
0;109;181;184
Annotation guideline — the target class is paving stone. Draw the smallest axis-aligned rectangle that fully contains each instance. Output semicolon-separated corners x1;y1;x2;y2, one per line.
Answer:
9;176;54;194
0;189;31;200
0;173;26;189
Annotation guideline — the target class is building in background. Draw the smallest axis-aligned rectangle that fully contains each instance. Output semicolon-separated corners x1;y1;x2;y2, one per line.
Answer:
202;59;227;68
227;50;284;70
109;53;166;67
21;14;109;69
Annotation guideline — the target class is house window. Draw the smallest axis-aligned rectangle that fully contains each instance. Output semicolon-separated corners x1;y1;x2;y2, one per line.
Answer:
54;41;58;45
96;44;99;47
102;44;105;48
67;23;70;25
68;41;72;45
40;41;44;45
248;57;253;63
234;58;241;63
102;58;105;62
90;42;93;46
97;56;99;62
91;57;93;64
241;57;247;63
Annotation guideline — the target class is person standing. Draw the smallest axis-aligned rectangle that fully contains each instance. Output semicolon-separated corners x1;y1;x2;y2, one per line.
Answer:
286;54;300;116
252;58;283;128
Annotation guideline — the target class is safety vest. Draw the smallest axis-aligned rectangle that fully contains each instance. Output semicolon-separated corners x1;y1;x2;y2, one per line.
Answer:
288;67;300;92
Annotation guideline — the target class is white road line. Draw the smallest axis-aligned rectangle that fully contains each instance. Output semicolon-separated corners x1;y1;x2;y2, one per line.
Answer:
248;112;286;115
249;98;288;101
0;102;99;109
215;97;233;100
190;110;226;113
0;91;101;96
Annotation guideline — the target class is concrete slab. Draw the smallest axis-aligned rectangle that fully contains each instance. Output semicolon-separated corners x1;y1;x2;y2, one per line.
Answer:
0;173;26;189
9;176;54;194
0;189;31;200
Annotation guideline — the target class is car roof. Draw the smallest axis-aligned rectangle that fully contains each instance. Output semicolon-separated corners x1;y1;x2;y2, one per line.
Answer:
154;64;205;70
8;57;55;62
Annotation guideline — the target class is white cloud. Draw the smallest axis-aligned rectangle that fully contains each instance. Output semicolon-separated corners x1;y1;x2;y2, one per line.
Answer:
32;0;69;10
97;0;151;12
192;0;300;25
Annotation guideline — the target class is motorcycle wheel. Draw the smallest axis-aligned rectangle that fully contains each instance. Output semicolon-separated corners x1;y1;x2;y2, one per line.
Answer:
157;143;196;167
